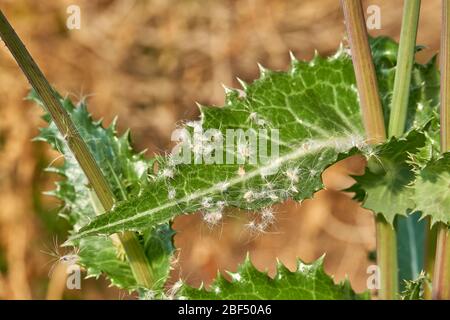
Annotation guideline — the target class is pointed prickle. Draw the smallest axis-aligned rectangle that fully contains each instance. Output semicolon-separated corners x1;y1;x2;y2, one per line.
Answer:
195;101;204;109
314;49;320;59
331;42;345;60
289;50;297;62
275;257;283;268
236;77;248;90
94;118;104;126
221;83;234;95
109;116;119;130
257;63;268;77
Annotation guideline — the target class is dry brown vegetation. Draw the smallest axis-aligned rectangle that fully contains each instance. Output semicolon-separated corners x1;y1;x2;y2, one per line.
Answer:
0;0;441;299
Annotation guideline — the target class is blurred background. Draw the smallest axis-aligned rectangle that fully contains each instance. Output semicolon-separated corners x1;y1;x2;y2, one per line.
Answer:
0;0;441;299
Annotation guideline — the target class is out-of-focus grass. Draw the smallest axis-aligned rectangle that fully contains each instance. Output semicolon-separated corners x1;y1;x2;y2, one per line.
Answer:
0;0;441;299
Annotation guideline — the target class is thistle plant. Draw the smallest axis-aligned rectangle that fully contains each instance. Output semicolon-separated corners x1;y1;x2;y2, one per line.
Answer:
0;1;448;300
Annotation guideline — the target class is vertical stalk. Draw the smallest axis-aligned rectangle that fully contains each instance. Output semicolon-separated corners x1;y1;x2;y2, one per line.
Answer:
432;0;450;300
387;0;423;297
424;222;437;299
388;0;421;137
375;216;399;299
433;224;450;299
0;10;154;288
442;1;450;151
341;0;386;144
341;0;398;299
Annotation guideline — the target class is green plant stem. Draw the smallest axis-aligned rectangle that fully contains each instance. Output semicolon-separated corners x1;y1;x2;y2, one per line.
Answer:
424;220;437;299
0;10;154;288
341;0;398;300
388;0;421;137
432;0;450;300
376;216;399;299
387;0;422;298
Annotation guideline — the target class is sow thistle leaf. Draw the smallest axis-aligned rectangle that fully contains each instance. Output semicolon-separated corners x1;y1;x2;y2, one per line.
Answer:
348;130;427;224
73;37;438;239
142;223;176;291
73;44;365;238
178;256;368;300
413;153;450;225
77;236;136;288
400;272;428;300
30;91;174;290
78;224;175;291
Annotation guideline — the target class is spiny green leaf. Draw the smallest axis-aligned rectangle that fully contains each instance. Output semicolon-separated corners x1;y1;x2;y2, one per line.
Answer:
78;224;174;291
73;41;366;238
413;153;450;225
410;115;441;168
72;40;367;238
177;255;368;300
348;130;427;224
142;223;176;291
350;130;430;288
78;236;136;289
74;37;439;239
30;91;174;291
